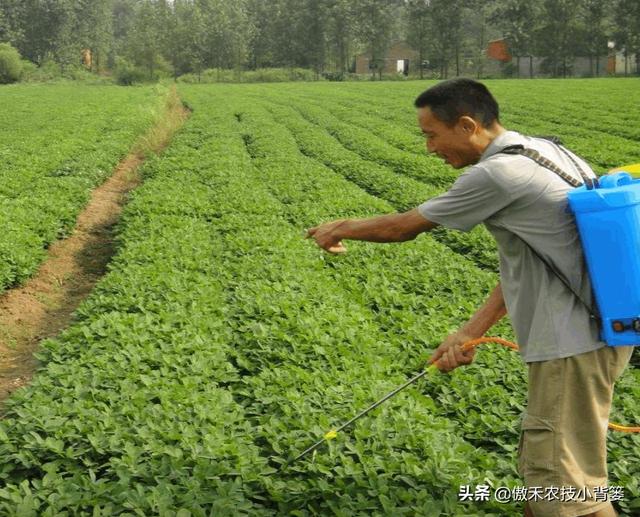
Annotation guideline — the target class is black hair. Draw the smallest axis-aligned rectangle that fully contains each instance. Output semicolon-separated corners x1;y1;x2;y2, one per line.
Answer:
414;78;500;127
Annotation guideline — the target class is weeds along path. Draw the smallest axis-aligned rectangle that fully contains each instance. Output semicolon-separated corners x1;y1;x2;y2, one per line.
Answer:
0;88;189;404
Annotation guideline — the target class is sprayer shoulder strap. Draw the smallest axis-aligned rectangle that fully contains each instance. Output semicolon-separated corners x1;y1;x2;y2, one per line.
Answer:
496;141;601;325
499;143;597;189
515;235;601;325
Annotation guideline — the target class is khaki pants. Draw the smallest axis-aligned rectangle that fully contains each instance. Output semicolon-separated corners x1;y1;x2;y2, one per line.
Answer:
518;345;634;517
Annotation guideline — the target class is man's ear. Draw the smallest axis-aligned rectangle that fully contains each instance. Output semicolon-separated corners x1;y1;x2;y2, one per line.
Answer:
458;116;479;135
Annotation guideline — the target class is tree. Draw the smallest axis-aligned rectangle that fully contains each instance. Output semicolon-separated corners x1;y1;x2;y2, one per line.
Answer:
246;0;274;68
161;0;203;78
0;0;626;81
461;0;501;79
196;0;252;75
423;0;465;79
74;0;113;73
325;0;356;73
52;2;77;73
111;0;137;68
490;0;540;78
353;0;401;79
0;1;27;55
300;0;326;75
614;0;640;76
0;8;4;33
14;0;76;67
153;0;173;73
0;41;22;83
579;0;610;77
405;0;430;79
126;0;163;79
222;0;253;72
535;0;582;77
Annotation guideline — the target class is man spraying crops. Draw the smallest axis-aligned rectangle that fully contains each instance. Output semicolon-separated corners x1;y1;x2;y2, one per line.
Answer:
306;78;633;517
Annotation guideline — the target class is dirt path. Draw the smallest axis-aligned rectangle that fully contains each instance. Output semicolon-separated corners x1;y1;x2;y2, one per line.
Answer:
0;87;189;405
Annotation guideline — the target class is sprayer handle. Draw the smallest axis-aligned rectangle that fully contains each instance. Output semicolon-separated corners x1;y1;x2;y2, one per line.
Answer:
599;172;633;189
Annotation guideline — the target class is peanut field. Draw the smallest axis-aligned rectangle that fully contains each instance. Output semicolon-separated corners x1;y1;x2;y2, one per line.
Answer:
0;79;638;516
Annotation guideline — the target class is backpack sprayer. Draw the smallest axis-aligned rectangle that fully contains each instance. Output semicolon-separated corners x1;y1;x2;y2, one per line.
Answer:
499;143;640;348
568;169;640;345
288;151;640;467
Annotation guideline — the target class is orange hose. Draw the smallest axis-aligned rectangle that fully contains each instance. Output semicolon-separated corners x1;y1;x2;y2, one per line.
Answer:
458;337;640;433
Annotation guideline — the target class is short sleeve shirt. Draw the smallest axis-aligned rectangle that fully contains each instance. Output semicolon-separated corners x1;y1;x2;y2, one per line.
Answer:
418;130;604;362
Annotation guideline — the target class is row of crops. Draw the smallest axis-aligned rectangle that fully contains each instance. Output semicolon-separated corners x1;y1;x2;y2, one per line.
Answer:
0;84;164;292
0;79;638;515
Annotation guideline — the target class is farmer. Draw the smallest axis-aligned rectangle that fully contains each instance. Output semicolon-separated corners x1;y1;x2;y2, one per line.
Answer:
306;78;634;517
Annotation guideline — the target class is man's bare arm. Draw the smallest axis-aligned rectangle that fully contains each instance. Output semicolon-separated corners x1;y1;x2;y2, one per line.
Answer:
459;283;508;337
428;283;508;372
306;208;438;253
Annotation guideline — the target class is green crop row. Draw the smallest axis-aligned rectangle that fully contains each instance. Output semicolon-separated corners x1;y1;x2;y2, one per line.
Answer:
223;82;638;514
264;80;640;170
231;97;528;452
0;84;164;291
502;112;640;170
255;94;501;272
493;79;640;142
273;82;640;170
165;87;527;514
0;81;637;515
0;84;522;516
0;99;276;515
260;88;456;189
228;96;640;514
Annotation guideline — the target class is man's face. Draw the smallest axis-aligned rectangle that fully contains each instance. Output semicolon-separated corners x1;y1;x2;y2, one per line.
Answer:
417;106;480;169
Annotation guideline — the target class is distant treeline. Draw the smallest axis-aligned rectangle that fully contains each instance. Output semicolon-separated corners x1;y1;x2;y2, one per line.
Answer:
0;0;639;83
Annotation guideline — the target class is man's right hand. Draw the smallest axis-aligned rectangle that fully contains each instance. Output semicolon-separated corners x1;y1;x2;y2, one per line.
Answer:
427;331;478;373
305;220;348;254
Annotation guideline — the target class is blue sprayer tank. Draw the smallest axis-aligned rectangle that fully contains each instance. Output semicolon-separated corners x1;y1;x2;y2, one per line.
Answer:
567;172;640;346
